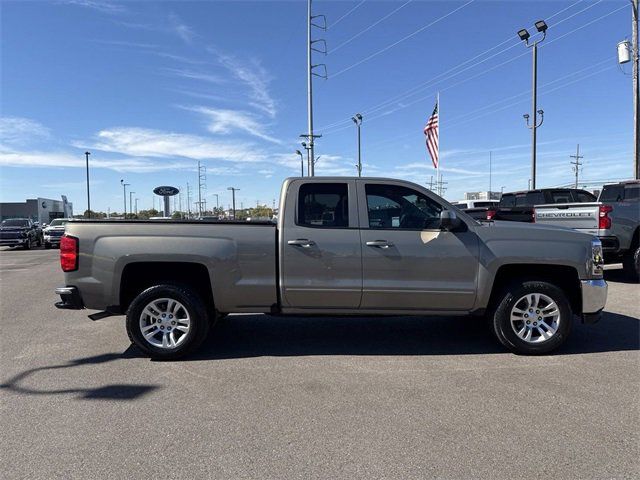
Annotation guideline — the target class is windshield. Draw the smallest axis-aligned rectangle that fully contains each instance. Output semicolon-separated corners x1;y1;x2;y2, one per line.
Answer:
1;219;29;227
49;219;68;226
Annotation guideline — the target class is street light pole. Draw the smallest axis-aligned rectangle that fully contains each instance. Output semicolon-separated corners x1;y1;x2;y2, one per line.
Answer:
352;113;363;177
296;150;304;176
135;198;139;216
84;151;91;218
518;20;547;190
129;191;135;218
227;187;240;219
633;0;640;178
120;179;130;218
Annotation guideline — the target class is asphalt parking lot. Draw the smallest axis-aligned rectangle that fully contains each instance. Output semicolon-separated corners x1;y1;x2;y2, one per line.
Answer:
0;247;638;480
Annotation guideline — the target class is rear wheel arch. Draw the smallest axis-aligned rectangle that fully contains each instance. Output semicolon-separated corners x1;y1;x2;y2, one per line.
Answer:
119;261;215;314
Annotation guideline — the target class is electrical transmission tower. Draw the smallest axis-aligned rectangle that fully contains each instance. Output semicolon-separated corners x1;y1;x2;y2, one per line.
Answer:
435;176;448;197
300;0;327;176
570;144;584;189
186;182;192;218
196;161;207;217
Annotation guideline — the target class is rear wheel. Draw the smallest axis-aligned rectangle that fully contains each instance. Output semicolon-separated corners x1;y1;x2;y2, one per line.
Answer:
622;246;640;283
491;281;572;355
126;284;210;360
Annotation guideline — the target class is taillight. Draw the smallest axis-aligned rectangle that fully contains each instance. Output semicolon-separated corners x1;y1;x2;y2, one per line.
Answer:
598;205;613;230
531;210;536;223
486;209;496;220
60;235;78;272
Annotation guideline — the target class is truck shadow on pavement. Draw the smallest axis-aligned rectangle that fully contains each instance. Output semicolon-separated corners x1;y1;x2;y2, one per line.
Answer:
185;310;640;361
0;353;159;400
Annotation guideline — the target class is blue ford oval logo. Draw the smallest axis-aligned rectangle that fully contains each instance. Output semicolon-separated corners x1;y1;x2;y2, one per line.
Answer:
153;186;179;196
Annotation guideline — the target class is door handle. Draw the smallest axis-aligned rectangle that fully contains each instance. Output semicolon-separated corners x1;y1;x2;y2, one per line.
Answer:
287;238;315;248
366;240;394;248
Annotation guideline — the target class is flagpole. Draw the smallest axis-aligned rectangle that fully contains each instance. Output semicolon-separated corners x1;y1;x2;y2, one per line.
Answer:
436;91;440;195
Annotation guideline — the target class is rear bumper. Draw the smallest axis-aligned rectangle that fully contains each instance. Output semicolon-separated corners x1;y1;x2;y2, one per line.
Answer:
580;279;607;323
54;286;84;310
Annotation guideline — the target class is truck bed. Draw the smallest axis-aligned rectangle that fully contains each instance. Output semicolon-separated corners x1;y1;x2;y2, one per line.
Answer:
63;220;278;312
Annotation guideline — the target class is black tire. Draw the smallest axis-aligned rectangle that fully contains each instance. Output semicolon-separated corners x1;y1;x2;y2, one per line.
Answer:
23;238;31;250
126;284;210;360
44;242;51;249
490;280;572;355
622;246;640;283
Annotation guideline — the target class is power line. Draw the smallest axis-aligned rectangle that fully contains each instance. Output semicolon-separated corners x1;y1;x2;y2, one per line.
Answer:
320;0;603;131
330;0;413;53
330;0;367;29
322;3;624;135
363;61;615;151
330;0;475;78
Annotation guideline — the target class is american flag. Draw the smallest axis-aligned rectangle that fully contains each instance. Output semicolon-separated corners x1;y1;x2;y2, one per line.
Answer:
424;102;439;169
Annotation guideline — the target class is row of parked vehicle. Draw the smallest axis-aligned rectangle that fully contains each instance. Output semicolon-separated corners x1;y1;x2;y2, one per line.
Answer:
0;218;69;249
454;180;640;280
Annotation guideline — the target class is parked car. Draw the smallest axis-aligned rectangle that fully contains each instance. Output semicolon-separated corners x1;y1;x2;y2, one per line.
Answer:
534;180;640;281
0;218;42;249
55;177;607;359
43;218;70;248
452;199;500;220
487;188;597;222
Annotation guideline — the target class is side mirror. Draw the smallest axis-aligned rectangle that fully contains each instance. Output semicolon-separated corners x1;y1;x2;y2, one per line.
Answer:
440;210;462;231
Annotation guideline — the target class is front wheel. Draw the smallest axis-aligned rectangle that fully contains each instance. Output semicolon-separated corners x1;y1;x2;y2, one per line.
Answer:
23;238;32;250
126;284;210;360
491;281;572;355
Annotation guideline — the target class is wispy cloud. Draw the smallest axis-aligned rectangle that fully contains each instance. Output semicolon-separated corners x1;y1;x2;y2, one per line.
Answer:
163;68;224;85
0;148;191;173
92;39;159;49
184;106;282;144
0;117;50;146
76;126;266;162
168;13;196;44
210;48;277;118
62;0;126;15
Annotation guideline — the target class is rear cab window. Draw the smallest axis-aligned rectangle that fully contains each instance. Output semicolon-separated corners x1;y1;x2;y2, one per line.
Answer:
499;194;515;207
600;185;624;202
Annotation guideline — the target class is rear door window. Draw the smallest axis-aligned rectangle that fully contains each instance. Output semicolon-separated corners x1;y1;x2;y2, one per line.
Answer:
297;183;349;228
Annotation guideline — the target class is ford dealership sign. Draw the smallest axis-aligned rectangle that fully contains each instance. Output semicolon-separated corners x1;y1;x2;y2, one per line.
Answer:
153;186;179;196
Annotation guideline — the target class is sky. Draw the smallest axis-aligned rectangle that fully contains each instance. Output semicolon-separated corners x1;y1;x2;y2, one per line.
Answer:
0;0;635;213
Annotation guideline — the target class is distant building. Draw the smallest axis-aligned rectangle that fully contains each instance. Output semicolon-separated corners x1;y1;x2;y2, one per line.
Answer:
463;191;502;201
0;197;73;223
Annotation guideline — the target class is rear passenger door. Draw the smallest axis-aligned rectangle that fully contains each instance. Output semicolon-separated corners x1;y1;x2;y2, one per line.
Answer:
280;180;363;309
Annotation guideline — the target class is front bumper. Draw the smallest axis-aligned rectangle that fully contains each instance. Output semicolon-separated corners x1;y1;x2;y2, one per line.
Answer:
0;239;28;246
580;279;607;324
44;236;62;244
54;286;84;310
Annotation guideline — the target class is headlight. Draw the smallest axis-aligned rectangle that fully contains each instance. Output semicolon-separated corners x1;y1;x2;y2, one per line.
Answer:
589;237;604;277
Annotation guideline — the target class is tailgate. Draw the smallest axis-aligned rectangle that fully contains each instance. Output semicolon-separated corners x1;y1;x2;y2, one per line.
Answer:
534;202;600;229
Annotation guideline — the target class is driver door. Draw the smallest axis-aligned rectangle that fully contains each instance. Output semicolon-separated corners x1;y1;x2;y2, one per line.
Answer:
357;180;478;311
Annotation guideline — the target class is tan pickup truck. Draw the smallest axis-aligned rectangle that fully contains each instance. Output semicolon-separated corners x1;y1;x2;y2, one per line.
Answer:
55;177;607;359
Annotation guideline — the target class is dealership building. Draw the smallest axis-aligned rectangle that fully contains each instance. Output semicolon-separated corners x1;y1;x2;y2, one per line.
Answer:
0;197;73;223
